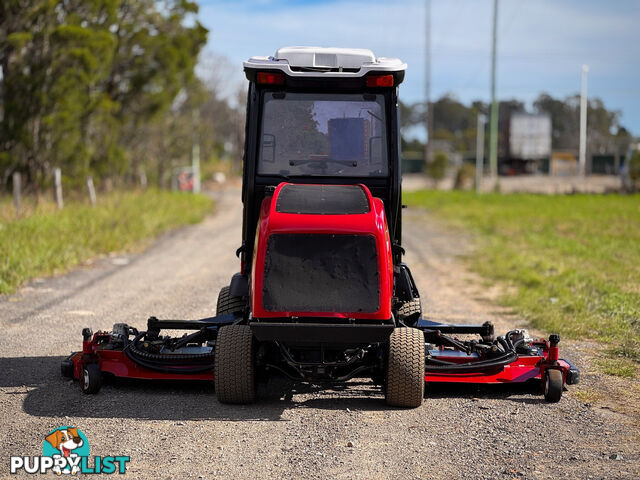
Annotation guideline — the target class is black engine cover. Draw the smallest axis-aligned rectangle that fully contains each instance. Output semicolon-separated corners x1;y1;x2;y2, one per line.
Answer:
262;233;379;313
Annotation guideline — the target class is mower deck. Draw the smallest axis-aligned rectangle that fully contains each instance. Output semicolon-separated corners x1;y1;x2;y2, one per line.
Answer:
63;315;579;401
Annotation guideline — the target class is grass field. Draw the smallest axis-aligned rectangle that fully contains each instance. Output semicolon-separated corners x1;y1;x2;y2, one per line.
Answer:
0;189;213;294
405;190;640;374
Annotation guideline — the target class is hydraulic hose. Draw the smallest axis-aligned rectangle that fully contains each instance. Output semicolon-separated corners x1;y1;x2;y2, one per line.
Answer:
512;338;525;351
425;351;518;373
424;330;522;374
123;331;215;374
496;336;510;353
505;330;523;350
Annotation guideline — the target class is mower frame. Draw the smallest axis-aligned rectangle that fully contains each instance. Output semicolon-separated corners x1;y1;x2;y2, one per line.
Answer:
63;47;580;405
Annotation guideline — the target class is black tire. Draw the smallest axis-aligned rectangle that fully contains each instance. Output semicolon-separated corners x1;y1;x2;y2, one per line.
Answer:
61;359;74;378
544;369;563;403
397;298;422;323
216;286;246;316
215;325;255;404
81;363;102;394
385;327;425;408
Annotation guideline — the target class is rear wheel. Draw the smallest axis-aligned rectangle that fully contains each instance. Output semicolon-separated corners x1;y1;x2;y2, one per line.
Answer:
216;286;246;316
544;369;563;403
81;363;102;394
215;325;255;404
385;327;425;408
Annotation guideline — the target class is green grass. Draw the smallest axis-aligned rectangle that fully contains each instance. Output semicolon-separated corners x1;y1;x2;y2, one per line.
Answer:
595;358;638;379
404;190;640;360
0;189;213;294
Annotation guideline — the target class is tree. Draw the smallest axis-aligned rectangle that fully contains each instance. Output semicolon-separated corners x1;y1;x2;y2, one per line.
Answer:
428;150;448;187
0;1;59;194
398;93;632;163
99;0;207;182
433;94;476;133
0;0;208;192
534;93;630;155
399;100;425;133
399;95;481;153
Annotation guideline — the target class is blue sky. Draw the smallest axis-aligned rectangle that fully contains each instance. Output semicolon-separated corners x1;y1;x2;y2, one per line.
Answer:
197;0;640;137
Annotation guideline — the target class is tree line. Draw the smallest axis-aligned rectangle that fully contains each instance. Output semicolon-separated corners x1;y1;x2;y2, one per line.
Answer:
0;0;244;199
401;93;634;157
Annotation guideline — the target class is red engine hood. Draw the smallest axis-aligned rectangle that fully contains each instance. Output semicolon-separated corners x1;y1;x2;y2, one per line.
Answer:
250;183;393;320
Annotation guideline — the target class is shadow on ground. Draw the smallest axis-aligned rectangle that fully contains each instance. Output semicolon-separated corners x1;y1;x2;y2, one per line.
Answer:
0;356;548;421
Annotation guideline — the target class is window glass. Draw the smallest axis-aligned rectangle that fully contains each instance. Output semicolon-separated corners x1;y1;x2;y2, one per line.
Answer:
258;93;388;177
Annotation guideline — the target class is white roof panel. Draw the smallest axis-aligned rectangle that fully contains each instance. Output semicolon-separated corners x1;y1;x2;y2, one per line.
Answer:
244;46;406;78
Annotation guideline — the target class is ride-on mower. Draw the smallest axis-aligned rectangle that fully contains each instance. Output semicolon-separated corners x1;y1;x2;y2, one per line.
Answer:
63;47;579;407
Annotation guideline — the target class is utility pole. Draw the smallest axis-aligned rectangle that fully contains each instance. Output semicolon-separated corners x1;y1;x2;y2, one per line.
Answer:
488;0;499;180
579;64;589;176
192;109;201;194
424;0;433;165
476;113;486;194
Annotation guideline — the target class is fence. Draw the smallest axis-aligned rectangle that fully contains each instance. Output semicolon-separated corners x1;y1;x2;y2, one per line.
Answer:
7;168;150;216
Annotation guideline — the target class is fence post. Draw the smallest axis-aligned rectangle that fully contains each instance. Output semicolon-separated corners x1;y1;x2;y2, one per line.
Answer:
12;172;21;215
54;168;64;209
139;167;147;190
86;176;97;206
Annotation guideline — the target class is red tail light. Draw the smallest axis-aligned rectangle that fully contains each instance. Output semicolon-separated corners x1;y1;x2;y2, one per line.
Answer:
366;74;394;88
257;72;285;85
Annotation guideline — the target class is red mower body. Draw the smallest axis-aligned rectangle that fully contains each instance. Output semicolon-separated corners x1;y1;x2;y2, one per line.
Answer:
250;183;393;321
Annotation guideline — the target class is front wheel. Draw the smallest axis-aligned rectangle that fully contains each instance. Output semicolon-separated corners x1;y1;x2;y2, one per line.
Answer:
544;369;563;403
82;363;102;394
385;327;425;408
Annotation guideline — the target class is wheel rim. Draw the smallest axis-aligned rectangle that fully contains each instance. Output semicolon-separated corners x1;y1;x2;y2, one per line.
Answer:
83;369;89;389
544;374;550;396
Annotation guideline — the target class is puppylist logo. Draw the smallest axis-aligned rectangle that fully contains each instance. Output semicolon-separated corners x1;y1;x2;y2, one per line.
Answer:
10;426;130;475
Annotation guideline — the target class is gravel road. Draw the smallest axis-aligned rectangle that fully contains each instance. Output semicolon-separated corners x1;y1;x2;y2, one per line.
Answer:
1;186;638;479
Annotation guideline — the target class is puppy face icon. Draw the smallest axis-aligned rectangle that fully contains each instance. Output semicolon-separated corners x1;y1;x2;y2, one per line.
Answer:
45;428;84;457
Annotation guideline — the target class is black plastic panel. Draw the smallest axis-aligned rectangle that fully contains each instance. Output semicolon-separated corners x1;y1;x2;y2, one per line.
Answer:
276;184;369;215
249;322;393;344
263;234;379;313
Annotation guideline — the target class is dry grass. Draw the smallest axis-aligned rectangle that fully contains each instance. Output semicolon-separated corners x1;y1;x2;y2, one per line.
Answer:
0;189;213;294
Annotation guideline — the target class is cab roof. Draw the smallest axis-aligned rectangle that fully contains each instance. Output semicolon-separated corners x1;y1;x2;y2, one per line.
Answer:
244;46;406;80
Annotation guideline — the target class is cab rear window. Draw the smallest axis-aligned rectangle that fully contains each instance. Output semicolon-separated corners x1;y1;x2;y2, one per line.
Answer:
258;92;388;177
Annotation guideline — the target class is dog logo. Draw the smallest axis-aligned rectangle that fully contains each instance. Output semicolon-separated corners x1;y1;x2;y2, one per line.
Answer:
43;427;90;475
10;426;129;475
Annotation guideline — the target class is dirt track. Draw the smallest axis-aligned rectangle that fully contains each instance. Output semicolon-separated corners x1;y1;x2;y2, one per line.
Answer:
1;186;638;479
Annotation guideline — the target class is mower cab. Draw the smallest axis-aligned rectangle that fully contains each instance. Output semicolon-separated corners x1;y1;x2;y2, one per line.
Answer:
63;47;579;407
